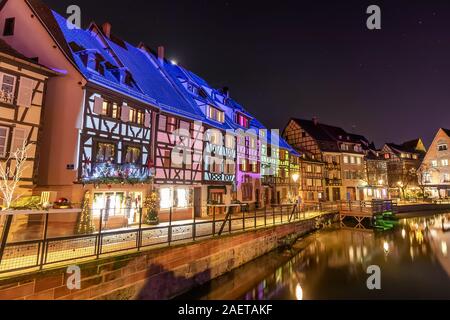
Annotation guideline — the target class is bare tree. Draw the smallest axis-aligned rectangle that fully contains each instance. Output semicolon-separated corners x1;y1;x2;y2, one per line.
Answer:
0;141;31;209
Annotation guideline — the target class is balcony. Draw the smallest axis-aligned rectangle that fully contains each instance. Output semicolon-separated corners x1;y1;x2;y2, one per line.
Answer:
81;162;152;185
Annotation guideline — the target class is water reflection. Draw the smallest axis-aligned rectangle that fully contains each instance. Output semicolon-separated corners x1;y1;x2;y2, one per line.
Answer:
180;213;450;300
238;213;450;299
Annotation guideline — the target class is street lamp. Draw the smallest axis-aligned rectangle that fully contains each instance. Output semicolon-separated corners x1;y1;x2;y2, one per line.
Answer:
292;173;300;183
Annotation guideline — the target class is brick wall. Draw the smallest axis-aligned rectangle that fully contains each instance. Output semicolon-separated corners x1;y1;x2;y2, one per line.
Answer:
0;214;336;300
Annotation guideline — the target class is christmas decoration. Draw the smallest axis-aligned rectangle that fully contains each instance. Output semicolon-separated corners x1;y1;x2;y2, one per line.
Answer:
144;191;159;225
53;198;72;209
76;191;95;234
81;162;152;186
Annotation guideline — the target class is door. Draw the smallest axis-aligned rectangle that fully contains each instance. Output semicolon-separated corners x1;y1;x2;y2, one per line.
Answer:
347;187;356;201
332;188;341;201
194;187;201;217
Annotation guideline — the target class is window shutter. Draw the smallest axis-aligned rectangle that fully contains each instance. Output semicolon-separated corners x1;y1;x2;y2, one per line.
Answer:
11;128;28;152
93;96;103;114
121;104;130;122
17;77;35;108
144;112;151;127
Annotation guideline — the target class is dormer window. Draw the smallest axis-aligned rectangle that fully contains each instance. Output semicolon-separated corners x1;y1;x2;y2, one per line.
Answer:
199;88;208;99
438;144;448;151
236;113;250;128
78;50;105;75
207;106;224;123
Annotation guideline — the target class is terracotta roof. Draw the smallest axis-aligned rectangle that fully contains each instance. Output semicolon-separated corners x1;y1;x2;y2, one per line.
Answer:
289;118;367;153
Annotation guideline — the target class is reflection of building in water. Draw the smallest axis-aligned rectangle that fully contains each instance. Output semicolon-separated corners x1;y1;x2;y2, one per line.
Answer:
420;214;450;277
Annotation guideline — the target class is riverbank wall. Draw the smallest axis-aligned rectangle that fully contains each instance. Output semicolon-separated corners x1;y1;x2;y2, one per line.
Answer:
397;203;450;216
0;213;338;300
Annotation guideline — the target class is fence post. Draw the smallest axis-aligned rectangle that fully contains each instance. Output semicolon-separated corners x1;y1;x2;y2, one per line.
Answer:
193;208;196;241
264;205;267;227
281;206;283;223
96;209;104;259
168;207;173;245
212;206;216;236
228;208;232;234
137;207;143;251
242;205;246;231
0;214;13;266
39;212;49;270
272;206;275;225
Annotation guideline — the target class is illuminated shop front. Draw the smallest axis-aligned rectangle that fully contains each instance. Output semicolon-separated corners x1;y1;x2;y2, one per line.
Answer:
92;190;143;229
359;186;388;200
157;186;194;221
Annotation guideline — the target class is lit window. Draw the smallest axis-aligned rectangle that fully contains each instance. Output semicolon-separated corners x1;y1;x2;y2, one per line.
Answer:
306;165;312;173
159;188;172;209
225;134;235;149
443;173;450;183
315;166;322;173
96;142;115;163
207;106;224;123
124;146;141;164
432;160;438;167
101;101;121;119
176;189;189;208
442;159;449;166
350;157;356;164
236;113;250;128
356;157;362;165
306;179;313;186
0;73;16;104
129;108;144;125
0;126;9;157
343;156;349;164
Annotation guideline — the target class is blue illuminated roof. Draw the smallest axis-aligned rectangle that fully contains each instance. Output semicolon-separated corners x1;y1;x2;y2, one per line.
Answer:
51;9;298;154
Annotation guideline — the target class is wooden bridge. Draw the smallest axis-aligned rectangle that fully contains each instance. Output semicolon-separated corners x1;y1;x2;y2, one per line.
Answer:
339;200;397;229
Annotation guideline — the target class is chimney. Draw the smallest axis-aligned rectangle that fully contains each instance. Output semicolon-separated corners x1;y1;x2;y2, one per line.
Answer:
102;22;112;38
312;116;318;125
222;86;230;98
157;46;165;64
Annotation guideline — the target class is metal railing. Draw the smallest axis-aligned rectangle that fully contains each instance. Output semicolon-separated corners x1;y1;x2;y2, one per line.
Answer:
0;203;339;276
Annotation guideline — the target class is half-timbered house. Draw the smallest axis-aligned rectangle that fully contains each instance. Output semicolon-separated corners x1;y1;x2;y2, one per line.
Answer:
0;39;57;206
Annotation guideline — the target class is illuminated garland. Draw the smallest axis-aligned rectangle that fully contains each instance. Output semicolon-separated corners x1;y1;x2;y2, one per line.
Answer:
81;162;152;186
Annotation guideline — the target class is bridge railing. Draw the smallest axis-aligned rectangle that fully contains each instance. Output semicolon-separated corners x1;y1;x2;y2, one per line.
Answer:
0;203;338;276
338;200;396;215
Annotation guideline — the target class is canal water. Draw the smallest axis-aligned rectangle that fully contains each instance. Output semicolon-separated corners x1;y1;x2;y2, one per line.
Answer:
179;212;450;300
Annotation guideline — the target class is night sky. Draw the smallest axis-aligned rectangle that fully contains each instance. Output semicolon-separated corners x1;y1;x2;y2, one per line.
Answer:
43;0;450;147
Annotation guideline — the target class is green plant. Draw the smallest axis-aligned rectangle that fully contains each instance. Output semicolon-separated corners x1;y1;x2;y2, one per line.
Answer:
144;192;159;225
10;196;43;210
